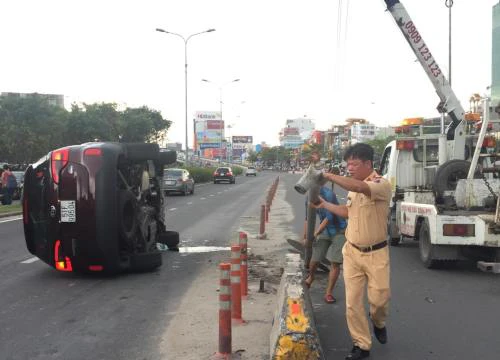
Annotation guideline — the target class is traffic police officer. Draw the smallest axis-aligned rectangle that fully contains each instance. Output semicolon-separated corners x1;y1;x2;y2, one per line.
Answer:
313;143;392;360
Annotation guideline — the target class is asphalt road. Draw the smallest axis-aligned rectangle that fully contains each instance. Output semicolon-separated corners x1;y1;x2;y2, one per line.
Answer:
279;174;500;360
0;171;277;360
3;171;500;360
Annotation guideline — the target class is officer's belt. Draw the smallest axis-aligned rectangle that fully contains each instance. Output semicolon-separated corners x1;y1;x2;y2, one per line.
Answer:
350;240;387;253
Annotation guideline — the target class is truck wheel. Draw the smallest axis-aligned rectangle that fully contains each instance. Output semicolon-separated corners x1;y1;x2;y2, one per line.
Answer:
433;159;477;195
130;251;162;272
387;209;400;246
419;219;438;268
125;143;159;162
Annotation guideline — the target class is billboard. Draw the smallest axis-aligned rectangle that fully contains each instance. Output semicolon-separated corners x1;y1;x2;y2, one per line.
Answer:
195;111;221;121
232;135;253;144
194;111;225;152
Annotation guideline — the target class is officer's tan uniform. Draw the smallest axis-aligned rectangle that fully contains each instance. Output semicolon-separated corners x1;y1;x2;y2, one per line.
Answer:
342;171;392;351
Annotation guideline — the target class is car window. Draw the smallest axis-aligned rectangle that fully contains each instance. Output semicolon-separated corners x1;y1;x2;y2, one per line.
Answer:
166;170;183;176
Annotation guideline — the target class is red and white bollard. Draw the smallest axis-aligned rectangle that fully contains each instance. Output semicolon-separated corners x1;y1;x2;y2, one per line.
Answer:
217;263;232;357
230;245;244;324
239;232;248;299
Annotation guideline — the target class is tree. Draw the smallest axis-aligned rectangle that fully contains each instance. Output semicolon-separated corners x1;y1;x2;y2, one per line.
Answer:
0;94;67;163
246;150;258;163
0;95;173;164
119;106;171;143
365;136;395;157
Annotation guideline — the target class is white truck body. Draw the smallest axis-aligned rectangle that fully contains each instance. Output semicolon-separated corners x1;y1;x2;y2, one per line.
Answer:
381;0;500;270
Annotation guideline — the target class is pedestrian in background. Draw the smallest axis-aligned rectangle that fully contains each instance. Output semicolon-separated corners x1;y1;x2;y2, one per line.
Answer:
305;182;347;304
312;143;392;360
1;164;14;205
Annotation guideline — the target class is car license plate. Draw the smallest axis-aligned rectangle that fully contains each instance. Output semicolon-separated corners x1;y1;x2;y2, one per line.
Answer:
60;200;76;222
165;180;176;185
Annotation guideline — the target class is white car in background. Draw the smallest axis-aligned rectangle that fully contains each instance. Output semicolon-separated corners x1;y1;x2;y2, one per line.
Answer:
246;166;257;176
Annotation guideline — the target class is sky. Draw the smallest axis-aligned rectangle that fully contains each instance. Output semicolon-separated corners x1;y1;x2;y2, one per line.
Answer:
1;0;498;147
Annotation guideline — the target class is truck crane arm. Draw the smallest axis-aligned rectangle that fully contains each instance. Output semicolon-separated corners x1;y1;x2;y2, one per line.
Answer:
384;0;465;160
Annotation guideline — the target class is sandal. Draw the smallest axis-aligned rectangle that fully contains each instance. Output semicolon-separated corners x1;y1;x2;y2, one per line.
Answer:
324;294;336;304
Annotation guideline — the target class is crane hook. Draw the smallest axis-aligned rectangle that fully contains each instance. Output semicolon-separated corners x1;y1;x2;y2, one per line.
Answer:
445;0;454;8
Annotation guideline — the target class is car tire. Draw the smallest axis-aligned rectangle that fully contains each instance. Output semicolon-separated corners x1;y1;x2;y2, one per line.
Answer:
118;190;138;244
125;143;159;162
214;180;217;184
129;251;162;272
158;230;180;249
190;186;194;195
157;150;177;165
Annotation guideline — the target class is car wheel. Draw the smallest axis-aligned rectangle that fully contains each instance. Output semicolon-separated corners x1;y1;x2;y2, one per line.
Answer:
158;230;180;249
183;185;188;196
124;143;159;162
118;190;138;244
190;185;194;195
214;180;217;184
157;150;176;165
129;251;162;272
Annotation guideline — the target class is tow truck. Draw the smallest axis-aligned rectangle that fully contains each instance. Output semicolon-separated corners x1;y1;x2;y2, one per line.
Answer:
379;0;500;271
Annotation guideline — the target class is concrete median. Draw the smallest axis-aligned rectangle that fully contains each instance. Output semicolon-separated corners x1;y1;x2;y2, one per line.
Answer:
270;253;324;360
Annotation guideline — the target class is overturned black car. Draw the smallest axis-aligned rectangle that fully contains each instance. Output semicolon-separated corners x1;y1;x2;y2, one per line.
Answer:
22;142;179;274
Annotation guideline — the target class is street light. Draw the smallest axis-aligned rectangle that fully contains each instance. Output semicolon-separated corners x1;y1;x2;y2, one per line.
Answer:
156;27;215;165
201;78;240;163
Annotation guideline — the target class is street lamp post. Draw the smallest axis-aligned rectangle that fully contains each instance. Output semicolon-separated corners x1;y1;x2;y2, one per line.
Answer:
156;27;215;165
201;78;240;163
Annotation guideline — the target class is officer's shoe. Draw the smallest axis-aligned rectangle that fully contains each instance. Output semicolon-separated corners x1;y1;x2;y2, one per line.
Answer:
345;345;370;360
373;324;388;344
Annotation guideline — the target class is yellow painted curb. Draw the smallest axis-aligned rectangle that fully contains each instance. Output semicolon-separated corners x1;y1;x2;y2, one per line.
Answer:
270;254;324;359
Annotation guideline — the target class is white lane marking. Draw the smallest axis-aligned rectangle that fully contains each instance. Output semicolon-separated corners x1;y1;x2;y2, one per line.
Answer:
200;197;206;200
169;208;177;211
21;257;39;264
0;216;23;223
217;192;222;194
187;202;193;205
209;194;215;197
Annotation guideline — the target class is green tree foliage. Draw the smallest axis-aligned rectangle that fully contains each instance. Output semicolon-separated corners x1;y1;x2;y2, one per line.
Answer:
120;106;170;143
246;149;258;163
258;146;291;165
365;136;395;157
0;94;171;164
0;94;67;163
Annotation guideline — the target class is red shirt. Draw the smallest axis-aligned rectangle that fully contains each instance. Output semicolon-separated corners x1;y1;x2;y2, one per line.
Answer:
1;169;12;187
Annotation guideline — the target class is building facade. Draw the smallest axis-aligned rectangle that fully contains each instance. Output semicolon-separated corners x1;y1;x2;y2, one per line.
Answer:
1;92;64;108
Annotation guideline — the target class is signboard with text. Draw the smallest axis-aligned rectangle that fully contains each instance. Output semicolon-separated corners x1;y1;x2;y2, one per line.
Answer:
232;135;253;143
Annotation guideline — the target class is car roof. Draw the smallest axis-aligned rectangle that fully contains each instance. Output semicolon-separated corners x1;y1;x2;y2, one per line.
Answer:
217;167;231;170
